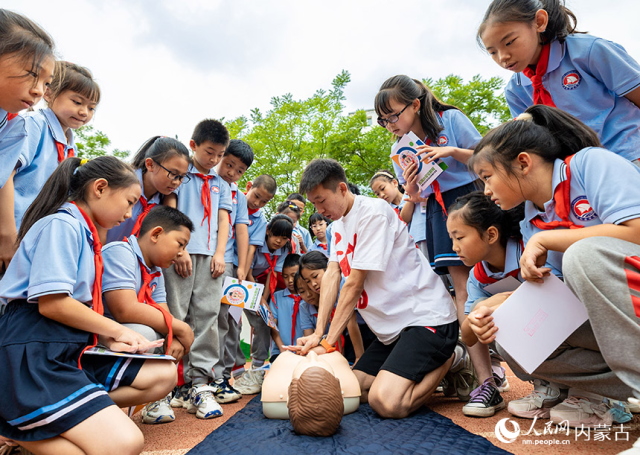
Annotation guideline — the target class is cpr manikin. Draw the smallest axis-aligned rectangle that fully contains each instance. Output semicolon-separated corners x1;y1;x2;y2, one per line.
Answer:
261;351;360;436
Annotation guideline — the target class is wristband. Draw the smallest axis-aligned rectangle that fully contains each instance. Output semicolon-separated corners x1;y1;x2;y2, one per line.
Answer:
320;336;337;353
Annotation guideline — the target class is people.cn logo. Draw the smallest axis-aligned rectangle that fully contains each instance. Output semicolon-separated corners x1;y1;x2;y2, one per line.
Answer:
437;135;448;146
562;71;581;90
495;418;521;443
571;196;597;222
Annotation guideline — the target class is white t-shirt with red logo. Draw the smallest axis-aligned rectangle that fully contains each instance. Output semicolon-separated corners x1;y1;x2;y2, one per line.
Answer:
329;196;457;344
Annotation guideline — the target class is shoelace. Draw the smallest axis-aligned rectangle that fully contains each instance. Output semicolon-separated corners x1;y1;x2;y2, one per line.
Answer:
469;378;497;403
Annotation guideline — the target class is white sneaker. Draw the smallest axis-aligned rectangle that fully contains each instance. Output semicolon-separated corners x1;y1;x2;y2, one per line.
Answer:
212;378;242;404
141;394;175;424
233;369;265;395
508;379;565;419
186;384;223;419
170;383;191;408
444;342;478;402
618;436;640;454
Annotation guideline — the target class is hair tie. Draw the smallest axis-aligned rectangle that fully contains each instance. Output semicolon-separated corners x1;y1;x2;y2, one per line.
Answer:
515;113;533;122
80;158;89;165
288;203;298;210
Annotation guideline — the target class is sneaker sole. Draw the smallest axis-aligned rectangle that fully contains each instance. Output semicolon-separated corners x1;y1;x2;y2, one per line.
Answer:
196;409;223;419
549;416;612;428
234;387;261;395
142;414;175;424
215;394;242;404
507;404;552;419
463;401;506;418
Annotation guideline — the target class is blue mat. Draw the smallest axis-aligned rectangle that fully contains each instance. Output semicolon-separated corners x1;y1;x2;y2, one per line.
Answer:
187;395;511;455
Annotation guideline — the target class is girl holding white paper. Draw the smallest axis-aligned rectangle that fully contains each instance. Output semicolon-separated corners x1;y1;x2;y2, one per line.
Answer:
375;75;482;323
447;191;525;417
468;104;640;428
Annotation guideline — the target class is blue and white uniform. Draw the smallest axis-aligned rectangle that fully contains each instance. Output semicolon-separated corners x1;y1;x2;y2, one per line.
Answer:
224;182;249;263
521;147;640;274
234;208;267;266
0;203;144;441
293;222;313;250
0;110;27;188
464;238;524;314
299;301;318;332
12;108;75;229
269;289;305;355
408;202;427;244
506;34;640;162
251;243;288;277
106;169;162;244
308;238;329;257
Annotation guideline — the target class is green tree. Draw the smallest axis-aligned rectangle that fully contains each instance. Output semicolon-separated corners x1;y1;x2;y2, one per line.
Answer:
75;125;129;160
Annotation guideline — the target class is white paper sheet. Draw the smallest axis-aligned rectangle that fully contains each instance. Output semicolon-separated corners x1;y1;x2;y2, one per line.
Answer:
491;274;588;374
483;276;522;295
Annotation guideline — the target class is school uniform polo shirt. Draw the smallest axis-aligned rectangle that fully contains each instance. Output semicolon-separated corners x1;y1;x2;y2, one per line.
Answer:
308;239;329;257
521;147;640;275
0;109;27;189
101;236;167;314
0;203;96;306
392;109;481;197
13;108;75;229
250;243;288;277
234;208;267;266
408;203;427;243
269;288;305;354
464;238;524;314
224;182;249;263
329;196;457;344
299;301;318;331
506;34;640;161
106;169;162;244
173;164;232;256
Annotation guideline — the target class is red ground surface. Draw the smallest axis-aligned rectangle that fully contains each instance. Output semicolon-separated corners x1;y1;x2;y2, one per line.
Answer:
137;366;639;455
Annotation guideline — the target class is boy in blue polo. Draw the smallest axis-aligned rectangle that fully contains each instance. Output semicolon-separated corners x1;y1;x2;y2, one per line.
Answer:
102;206;194;425
287;193;313;252
211;139;253;404
163;119;232;419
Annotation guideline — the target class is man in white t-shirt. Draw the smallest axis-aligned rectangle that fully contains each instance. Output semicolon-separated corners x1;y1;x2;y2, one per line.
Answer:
293;159;458;419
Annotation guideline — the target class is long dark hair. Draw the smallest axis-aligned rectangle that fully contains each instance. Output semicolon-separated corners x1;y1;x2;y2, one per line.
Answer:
469;105;601;178
18;157;139;243
375;75;458;144
266;214;294;252
478;0;581;46
131;136;190;173
448;191;524;246
300;251;329;271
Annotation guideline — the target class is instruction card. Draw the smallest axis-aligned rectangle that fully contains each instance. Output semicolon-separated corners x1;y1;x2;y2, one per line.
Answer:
221;277;264;313
491;274;588;374
257;303;279;332
390;131;448;192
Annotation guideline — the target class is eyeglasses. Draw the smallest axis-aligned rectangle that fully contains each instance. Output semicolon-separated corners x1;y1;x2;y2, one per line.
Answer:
154;160;191;184
377;103;412;128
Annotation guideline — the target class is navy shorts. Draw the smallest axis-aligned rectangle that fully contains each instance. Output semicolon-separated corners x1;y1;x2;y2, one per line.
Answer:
426;181;479;275
353;321;459;383
0;301;144;441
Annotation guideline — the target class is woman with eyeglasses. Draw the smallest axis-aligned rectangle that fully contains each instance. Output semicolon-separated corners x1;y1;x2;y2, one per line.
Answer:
106;136;191;243
374;75;481;344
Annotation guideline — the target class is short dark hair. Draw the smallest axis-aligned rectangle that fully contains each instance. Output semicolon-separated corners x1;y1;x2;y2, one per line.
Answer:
267;214;294;243
299;159;347;195
347;182;360;196
286;193;306;204
252;174;277;195
138;206;194;238
283;253;301;270
191;119;229;147
300;251;328;271
308;212;330;236
225;139;254;168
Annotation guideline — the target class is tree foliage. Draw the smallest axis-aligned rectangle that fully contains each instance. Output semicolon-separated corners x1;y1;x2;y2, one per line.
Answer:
75;125;129;160
227;72;510;226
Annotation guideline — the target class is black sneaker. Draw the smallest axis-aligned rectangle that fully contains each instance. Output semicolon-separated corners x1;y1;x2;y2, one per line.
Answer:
462;377;506;417
212;378;242;404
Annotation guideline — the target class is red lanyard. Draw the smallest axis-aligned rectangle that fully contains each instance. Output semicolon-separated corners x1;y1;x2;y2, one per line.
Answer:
56;141;75;163
523;43;557;107
138;259;173;353
290;294;302;345
530;155;584;230
130;196;157;237
425;112;447;217
195;173;215;246
71;202;103;369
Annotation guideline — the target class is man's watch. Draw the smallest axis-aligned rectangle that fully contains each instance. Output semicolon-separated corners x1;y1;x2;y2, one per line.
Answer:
319;334;337;353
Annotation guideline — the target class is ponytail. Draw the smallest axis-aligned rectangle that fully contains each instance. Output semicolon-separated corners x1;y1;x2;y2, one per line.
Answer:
470;105;601;176
375;75;458;144
448;191;524;246
478;0;581;46
131;136;190;172
18;156;139;243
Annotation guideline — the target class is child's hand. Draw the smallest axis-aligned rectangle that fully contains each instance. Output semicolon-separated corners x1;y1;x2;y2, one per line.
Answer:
467;306;498;344
293;232;304;245
402;163;420;197
103;327;165;353
173;320;194;354
174;251;192;278
167;339;186;363
236;266;247;281
211;253;226;278
416;145;456;163
520;233;552;283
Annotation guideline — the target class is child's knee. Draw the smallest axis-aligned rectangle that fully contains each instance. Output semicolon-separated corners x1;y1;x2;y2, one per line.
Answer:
111;427;144;455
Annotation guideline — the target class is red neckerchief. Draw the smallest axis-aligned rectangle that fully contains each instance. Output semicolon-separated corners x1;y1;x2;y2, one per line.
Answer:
71;202;103;369
195;173;215;246
318;242;327;251
7;113;18;121
425;112;447;217
256;253;279;303
472;239;524;284
248;207;258;215
130;196;157;237
56;141;75;163
530;155;584;230
228;190;237;239
138;258;173;353
523;43;557;107
290;294;302;346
